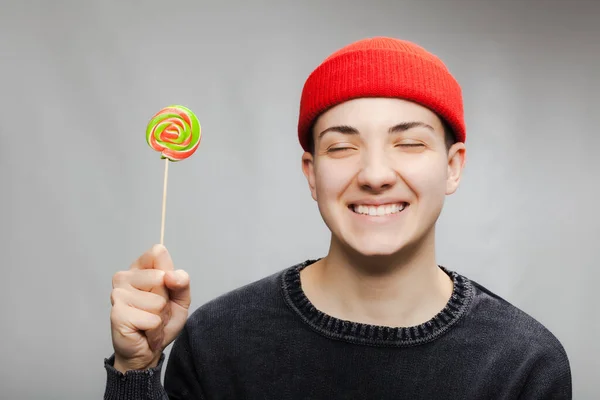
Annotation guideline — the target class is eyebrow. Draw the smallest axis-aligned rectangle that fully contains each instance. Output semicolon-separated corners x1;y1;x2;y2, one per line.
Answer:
388;121;434;134
317;125;359;139
317;121;434;139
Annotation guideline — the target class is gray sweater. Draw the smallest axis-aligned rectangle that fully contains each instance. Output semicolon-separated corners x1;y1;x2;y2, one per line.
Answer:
104;260;572;399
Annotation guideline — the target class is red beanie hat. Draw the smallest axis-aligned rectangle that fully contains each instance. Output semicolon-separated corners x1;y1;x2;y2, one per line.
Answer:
297;37;466;152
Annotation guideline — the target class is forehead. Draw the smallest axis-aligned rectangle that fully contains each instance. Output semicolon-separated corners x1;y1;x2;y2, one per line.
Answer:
314;98;443;133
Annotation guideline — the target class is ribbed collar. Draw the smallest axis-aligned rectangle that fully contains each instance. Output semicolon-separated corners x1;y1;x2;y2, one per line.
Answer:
281;259;473;347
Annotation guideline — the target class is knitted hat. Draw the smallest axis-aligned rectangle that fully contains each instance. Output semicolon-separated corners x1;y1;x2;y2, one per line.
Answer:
297;37;465;152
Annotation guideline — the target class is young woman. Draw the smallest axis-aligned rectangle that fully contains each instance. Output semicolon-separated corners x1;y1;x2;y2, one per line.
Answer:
105;37;571;399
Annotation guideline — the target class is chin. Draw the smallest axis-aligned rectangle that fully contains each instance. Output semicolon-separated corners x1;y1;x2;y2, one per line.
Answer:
346;238;412;258
330;221;434;264
330;227;416;260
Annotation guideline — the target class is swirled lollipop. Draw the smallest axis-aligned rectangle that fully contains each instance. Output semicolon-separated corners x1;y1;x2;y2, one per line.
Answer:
146;105;201;161
146;105;202;244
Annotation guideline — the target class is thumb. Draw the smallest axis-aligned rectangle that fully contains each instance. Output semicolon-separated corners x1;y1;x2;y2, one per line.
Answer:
164;269;191;309
162;270;191;346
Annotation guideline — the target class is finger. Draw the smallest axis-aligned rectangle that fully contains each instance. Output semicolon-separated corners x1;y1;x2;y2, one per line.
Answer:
152;245;174;272
112;303;162;332
164;270;192;309
163;270;191;345
130;245;159;270
111;288;168;315
113;269;166;291
130;270;166;291
130;244;173;271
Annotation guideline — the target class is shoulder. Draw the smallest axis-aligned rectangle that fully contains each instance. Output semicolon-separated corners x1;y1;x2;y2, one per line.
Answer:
466;277;566;353
462;275;571;395
184;263;293;333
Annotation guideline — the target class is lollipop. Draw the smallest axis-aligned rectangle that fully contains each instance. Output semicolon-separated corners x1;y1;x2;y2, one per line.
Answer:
146;105;202;244
146;105;201;161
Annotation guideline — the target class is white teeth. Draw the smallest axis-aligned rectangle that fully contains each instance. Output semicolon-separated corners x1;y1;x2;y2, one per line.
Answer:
352;203;406;216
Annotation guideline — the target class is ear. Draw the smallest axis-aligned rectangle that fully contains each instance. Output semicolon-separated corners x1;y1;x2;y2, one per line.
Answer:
446;142;466;195
302;151;318;201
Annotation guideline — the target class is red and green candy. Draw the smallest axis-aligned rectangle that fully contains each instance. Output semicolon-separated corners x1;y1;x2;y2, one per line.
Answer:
146;105;201;161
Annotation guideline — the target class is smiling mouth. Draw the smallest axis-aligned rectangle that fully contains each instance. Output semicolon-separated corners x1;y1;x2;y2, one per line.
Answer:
349;202;408;217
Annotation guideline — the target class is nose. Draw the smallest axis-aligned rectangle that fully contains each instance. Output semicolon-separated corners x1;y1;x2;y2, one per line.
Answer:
356;151;397;192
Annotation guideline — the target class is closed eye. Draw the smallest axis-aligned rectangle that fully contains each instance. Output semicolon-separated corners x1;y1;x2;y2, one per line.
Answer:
397;143;425;147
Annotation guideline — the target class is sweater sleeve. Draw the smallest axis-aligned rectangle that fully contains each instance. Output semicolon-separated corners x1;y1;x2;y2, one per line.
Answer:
518;342;572;400
104;325;206;400
104;354;168;400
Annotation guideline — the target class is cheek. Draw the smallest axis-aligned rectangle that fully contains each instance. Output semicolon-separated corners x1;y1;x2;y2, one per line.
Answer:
400;157;448;199
314;162;354;201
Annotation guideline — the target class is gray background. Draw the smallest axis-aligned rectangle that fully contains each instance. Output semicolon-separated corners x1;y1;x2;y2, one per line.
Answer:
1;0;598;398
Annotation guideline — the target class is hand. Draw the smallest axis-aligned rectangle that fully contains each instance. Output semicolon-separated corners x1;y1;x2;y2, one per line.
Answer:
109;244;191;373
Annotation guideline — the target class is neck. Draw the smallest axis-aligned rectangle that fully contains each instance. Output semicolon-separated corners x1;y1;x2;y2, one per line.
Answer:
301;229;453;328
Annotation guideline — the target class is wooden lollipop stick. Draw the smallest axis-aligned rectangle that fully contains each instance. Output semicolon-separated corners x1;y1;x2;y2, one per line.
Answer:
147;105;200;245
160;158;169;245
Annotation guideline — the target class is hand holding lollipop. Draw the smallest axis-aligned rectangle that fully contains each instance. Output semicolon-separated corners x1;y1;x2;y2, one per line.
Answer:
108;105;200;374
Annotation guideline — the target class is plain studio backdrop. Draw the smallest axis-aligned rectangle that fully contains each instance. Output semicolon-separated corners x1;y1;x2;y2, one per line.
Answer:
1;0;598;398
